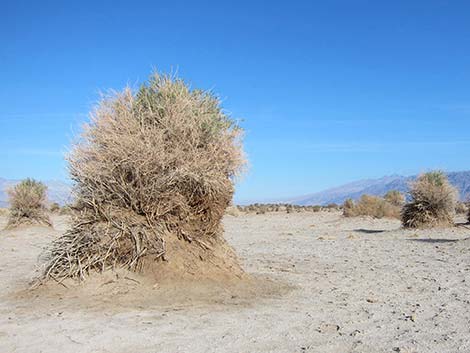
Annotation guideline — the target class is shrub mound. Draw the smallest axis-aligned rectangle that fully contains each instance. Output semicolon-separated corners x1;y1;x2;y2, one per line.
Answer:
342;194;401;219
402;172;457;228
6;178;51;228
41;73;245;283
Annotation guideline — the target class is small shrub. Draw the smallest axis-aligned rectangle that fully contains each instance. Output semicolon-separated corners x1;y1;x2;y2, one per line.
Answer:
342;198;356;217
59;204;73;215
325;203;339;211
7;178;51;228
384;190;405;207
402;171;458;228
49;202;61;213
455;201;468;215
343;195;400;219
225;206;241;217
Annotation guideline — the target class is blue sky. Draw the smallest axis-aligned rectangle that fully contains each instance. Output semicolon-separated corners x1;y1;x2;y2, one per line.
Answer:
1;1;470;203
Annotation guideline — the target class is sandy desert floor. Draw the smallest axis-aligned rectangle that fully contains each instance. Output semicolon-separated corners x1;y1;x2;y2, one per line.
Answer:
0;211;469;353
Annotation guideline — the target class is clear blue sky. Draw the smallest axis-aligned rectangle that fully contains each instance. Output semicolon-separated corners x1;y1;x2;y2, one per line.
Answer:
1;1;470;203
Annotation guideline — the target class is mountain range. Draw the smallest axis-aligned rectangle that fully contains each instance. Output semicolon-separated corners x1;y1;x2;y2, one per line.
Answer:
2;171;470;208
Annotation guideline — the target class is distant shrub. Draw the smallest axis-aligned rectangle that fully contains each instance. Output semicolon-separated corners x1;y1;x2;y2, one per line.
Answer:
384;190;405;207
49;202;61;213
455;201;468;215
343;194;400;219
7;178;51;228
225;206;241;217
402;171;458;228
325;203;339;210
342;198;356;217
59;204;73;215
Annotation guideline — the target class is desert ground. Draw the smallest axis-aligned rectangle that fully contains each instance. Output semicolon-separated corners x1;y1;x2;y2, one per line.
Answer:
0;211;469;353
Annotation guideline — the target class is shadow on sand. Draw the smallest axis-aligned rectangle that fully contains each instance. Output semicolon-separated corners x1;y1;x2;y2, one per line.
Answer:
408;238;467;244
354;229;386;234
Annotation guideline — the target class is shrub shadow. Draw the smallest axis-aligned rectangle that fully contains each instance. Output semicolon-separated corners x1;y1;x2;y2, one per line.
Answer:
354;229;386;234
408;238;462;244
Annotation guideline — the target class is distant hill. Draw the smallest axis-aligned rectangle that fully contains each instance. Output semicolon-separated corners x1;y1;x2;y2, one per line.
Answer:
286;171;470;206
0;178;72;207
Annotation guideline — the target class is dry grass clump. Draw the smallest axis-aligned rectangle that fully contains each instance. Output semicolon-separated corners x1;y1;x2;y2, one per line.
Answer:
225;206;242;217
342;198;356;217
41;72;245;282
6;178;51;228
455;201;468;215
384;190;405;207
343;195;400;219
59;204;73;215
49;202;61;213
402;171;458;229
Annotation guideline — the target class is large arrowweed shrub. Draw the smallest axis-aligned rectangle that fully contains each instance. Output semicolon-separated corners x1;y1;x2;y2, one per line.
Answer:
42;72;245;282
7;178;51;228
402;171;458;228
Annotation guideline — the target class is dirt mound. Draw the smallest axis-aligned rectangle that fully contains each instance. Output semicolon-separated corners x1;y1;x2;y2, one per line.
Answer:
137;233;245;283
22;270;289;313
